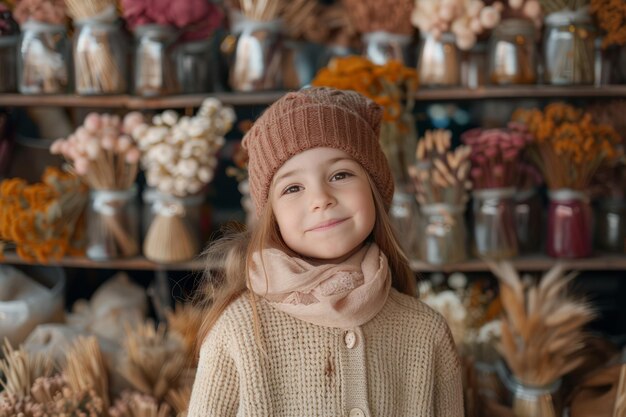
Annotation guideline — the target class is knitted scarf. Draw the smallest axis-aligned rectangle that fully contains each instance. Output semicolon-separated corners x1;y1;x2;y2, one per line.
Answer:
248;243;391;329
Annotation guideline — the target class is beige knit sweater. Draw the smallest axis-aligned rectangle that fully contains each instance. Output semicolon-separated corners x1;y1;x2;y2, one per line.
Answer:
188;288;464;417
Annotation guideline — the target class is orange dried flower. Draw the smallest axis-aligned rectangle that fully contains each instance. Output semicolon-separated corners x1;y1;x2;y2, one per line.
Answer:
512;103;622;190
0;167;88;262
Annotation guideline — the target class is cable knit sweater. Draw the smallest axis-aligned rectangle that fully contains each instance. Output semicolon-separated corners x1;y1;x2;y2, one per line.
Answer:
188;288;464;417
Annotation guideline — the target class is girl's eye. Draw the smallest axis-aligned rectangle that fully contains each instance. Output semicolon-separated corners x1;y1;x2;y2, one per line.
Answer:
331;172;352;181
282;185;302;195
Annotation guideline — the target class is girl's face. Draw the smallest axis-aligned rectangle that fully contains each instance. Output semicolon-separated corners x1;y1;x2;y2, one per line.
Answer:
270;147;376;263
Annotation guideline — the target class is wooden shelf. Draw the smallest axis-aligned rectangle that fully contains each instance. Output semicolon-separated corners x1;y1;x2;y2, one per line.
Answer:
3;252;626;273
1;86;625;109
410;254;626;273
0;91;287;109
0;252;206;271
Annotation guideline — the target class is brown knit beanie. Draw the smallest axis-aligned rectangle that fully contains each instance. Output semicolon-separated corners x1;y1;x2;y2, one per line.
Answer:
242;87;394;215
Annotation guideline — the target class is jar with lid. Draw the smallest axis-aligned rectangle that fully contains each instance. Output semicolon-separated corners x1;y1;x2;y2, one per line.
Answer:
0;35;18;92
418;203;467;265
417;32;461;87
18;21;70;94
74;20;127;94
86;186;140;260
133;24;180;96
543;9;596;85
489;18;537;85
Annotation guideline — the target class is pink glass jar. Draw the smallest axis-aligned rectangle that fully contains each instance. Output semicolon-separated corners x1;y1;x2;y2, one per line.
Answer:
546;189;592;258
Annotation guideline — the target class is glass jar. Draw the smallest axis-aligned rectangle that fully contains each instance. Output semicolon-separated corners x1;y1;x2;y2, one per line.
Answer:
74;21;127;95
379;113;418;185
228;11;283;92
86;187;139;260
497;361;561;417
142;188;205;243
417;32;460;87
418;203;467;265
176;38;213;94
514;188;542;254
389;190;420;257
0;35;18;92
362;31;412;66
317;44;355;69
543;10;596;85
547;189;592;258
489;18;537;85
472;188;518;259
461;41;487;89
18;21;70;94
133;24;180;96
594;198;626;253
282;40;319;90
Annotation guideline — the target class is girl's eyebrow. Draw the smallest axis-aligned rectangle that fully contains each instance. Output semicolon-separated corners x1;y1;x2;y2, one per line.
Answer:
272;157;354;185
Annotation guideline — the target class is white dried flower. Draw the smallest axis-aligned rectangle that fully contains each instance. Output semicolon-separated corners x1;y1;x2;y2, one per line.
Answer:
153;144;176;165
187;180;203;194
161;110;179;126
177;159;199;178
152;115;163;126
159;177;175;194
174;177;188;196
198;167;213;183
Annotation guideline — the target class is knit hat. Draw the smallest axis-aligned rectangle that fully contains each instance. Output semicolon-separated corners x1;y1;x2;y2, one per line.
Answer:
242;87;394;215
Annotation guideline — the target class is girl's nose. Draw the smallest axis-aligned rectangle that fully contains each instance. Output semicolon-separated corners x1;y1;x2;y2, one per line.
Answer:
310;185;336;211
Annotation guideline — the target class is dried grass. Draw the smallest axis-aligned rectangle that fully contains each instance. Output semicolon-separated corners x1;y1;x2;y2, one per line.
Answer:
487;261;595;387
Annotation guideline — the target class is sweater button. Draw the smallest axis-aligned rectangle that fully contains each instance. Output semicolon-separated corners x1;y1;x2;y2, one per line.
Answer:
344;331;357;349
349;408;365;417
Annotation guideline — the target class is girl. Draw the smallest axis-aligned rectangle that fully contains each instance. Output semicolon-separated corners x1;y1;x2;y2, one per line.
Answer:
188;87;463;417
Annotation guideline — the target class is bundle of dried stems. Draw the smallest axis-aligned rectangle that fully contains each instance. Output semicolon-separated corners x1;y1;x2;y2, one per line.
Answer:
408;129;472;206
512;103;621;190
65;0;125;94
487;261;595;385
0;374;105;417
51;113;141;258
118;321;187;400
281;0;357;46
165;303;204;367
342;0;414;35
228;0;285;21
0;339;53;398
109;391;172;417
64;336;110;409
166;386;191;417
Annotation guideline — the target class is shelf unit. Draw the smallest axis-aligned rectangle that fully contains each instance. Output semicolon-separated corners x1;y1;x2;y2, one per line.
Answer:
0;85;625;109
4;251;626;273
1;86;625;273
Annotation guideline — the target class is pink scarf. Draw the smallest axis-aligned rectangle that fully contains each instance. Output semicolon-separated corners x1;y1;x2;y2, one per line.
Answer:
248;243;391;329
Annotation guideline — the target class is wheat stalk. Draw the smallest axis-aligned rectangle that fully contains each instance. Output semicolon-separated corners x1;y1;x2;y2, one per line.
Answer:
488;261;595;387
0;339;54;398
118;321;187;400
165;304;205;366
63;336;110;409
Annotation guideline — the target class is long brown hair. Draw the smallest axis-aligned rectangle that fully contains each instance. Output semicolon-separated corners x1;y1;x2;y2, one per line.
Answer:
195;173;416;355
